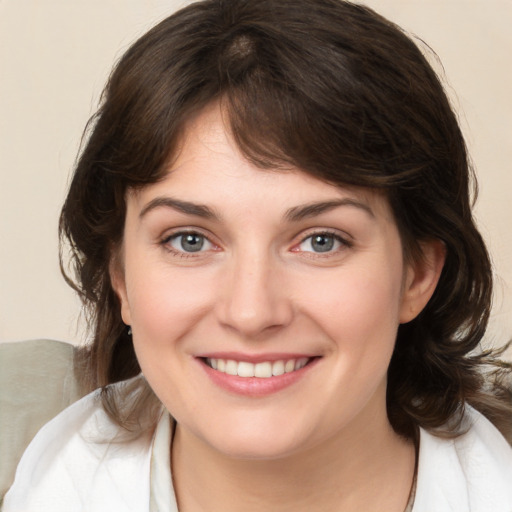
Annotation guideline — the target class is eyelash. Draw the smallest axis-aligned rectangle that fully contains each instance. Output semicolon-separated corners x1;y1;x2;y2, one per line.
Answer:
293;230;353;256
159;229;352;258
160;230;217;258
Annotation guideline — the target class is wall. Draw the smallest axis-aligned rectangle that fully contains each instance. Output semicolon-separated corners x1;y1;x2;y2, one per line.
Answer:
1;0;511;353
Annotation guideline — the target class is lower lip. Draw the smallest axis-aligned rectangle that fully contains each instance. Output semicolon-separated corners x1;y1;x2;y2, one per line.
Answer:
198;358;318;397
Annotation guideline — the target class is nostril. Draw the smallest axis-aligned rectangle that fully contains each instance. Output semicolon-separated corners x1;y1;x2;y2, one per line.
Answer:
215;263;294;336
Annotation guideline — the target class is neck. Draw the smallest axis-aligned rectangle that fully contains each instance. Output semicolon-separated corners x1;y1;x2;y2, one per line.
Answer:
171;394;416;512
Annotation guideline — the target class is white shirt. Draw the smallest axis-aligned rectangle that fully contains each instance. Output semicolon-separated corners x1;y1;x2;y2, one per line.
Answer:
3;382;512;511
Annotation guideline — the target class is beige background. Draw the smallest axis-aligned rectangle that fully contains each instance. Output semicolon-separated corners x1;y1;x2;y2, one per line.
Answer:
1;1;511;353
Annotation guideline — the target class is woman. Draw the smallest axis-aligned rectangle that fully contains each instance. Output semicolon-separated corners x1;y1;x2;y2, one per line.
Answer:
4;0;512;510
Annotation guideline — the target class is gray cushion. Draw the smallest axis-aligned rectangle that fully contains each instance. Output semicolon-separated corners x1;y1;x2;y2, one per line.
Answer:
0;339;84;500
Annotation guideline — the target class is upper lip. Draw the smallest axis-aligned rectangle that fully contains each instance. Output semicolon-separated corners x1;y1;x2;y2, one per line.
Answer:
195;352;318;363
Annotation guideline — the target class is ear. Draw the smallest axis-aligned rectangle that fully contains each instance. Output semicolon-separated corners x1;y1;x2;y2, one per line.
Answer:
109;253;133;327
399;239;446;324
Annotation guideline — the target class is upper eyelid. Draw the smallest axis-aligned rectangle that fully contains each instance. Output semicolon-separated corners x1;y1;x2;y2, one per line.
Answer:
296;228;352;244
160;227;215;243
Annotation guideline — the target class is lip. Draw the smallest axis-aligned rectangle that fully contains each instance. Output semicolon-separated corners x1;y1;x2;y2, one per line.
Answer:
196;353;319;397
196;351;317;363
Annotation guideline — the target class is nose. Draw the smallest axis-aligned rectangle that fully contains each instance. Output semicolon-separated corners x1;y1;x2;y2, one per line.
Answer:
216;250;294;339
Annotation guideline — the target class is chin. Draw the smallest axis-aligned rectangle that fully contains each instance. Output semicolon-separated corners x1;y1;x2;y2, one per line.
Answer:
186;412;320;461
208;434;308;461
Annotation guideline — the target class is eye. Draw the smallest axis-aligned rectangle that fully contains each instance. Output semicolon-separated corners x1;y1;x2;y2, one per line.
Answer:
166;232;214;253
296;232;348;253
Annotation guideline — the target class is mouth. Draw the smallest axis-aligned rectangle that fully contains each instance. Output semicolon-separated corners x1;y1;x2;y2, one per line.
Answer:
198;354;319;396
203;357;314;378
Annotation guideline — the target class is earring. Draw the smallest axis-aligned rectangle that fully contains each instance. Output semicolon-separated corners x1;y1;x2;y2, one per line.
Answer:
127;326;132;336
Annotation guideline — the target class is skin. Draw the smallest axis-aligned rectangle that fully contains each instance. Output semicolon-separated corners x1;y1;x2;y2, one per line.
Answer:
112;104;445;511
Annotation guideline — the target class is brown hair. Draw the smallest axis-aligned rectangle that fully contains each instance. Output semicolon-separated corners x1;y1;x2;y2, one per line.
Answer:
60;0;511;439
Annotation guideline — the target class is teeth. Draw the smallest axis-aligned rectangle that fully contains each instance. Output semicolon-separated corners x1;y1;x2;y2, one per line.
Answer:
206;357;311;378
284;359;295;373
237;361;255;377
254;362;272;378
295;357;309;370
272;360;285;376
225;360;238;376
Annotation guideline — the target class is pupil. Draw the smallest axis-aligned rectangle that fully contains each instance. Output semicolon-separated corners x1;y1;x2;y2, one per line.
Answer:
312;235;333;252
181;234;204;252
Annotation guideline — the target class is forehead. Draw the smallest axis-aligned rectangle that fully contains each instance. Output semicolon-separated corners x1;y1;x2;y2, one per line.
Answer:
129;103;394;222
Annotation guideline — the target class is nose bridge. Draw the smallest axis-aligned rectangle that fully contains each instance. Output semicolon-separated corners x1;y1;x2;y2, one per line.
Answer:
218;242;292;337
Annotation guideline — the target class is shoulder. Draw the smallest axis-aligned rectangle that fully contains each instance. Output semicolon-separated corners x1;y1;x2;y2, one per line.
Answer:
413;406;512;511
3;378;155;512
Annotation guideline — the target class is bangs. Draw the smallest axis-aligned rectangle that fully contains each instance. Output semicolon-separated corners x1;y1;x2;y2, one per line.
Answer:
103;1;444;194
203;27;432;190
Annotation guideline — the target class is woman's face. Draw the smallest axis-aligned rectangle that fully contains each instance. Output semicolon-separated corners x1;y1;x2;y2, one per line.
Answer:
113;104;441;460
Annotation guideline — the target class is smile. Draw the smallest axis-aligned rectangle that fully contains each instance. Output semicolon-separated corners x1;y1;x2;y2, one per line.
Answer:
205;357;311;378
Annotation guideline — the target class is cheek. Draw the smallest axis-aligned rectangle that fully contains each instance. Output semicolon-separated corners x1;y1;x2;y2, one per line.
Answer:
124;262;214;342
294;259;405;400
298;263;404;341
307;268;403;410
125;267;214;408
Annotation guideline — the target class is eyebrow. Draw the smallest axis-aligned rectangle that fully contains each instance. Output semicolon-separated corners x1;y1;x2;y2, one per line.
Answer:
139;196;374;223
139;197;219;220
285;199;375;222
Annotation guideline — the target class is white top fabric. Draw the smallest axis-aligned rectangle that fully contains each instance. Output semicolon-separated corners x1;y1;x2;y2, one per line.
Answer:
3;381;512;512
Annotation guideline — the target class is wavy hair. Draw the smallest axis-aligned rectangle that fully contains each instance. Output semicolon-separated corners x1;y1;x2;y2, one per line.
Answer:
60;0;511;439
